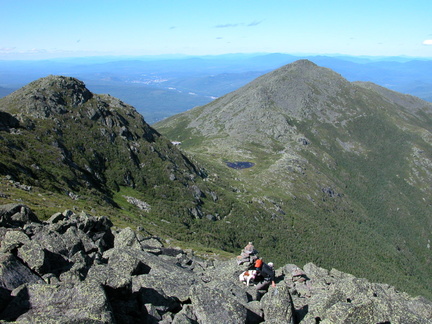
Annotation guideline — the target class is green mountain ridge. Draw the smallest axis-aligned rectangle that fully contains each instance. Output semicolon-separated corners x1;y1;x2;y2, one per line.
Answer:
155;60;432;299
0;63;431;300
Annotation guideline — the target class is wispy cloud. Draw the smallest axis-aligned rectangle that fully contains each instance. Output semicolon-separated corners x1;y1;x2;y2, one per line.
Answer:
422;39;432;45
0;47;49;55
27;48;48;54
215;20;262;28
215;23;240;28
247;20;263;27
0;47;16;53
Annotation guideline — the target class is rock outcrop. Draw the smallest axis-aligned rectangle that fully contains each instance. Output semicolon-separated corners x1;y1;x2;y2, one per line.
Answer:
0;203;431;323
0;75;213;224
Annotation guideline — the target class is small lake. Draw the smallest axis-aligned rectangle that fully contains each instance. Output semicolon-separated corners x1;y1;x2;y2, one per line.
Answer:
225;161;255;169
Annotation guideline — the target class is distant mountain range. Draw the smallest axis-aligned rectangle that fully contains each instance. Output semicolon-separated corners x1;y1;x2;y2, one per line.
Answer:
1;53;431;123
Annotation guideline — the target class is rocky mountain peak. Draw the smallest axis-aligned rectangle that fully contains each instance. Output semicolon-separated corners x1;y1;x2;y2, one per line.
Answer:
168;59;354;145
1;75;93;119
257;58;342;84
275;58;319;73
0;77;213;223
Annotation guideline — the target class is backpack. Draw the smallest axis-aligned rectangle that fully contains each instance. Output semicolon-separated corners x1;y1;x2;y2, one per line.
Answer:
261;263;274;281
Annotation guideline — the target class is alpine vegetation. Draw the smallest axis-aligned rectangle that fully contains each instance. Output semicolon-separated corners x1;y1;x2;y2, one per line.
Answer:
0;61;431;323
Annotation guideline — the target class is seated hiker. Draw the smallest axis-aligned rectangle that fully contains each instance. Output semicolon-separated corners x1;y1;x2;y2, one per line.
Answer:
249;257;264;282
255;262;276;301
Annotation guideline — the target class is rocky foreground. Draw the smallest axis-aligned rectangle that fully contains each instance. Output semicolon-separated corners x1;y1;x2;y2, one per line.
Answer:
0;204;431;323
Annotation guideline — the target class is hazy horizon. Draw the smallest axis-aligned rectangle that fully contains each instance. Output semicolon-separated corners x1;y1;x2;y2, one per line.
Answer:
2;0;432;60
2;52;432;63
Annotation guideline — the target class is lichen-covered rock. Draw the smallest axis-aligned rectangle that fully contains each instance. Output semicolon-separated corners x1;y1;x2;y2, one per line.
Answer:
113;227;142;250
17;239;48;274
2;282;114;323
139;236;164;254
172;304;198;324
44;211;114;253
302;262;330;280
106;247;151;276
0;204;40;228
288;263;432;324
132;273;194;303
86;263;132;290
46;211;66;224
0;229;31;253
31;228;79;257
190;283;248;324
0;253;43;290
260;284;294;323
1;204;431;323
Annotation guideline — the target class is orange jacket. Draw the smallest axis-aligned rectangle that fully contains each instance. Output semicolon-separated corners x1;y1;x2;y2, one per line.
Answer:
255;259;263;269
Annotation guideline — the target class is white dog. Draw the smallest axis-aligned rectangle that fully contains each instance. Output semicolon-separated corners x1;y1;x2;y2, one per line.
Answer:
239;269;258;286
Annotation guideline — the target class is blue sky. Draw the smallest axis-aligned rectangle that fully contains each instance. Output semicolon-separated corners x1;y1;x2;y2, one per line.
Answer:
1;0;432;59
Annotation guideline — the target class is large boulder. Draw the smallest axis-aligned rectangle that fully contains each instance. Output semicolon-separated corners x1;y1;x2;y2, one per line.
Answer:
132;273;194;303
286;263;432;324
0;229;31;253
0;204;40;228
190;283;248;324
260;284;294;323
0;253;43;291
172;305;198;323
0;282;114;323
